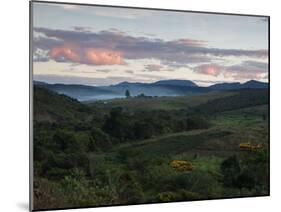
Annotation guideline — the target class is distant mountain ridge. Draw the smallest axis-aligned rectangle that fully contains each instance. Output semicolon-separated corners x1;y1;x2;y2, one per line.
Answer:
111;79;197;87
209;80;268;90
152;79;197;87
34;79;268;101
243;80;268;88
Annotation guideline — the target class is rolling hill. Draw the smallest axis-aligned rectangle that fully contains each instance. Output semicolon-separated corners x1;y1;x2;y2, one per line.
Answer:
33;86;90;123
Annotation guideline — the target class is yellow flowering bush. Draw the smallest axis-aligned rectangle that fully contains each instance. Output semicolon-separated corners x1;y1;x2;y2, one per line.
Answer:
170;160;193;172
239;143;263;151
239;142;251;150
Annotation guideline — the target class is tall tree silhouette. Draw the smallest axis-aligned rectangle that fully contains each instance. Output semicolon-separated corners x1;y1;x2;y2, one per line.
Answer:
125;89;131;98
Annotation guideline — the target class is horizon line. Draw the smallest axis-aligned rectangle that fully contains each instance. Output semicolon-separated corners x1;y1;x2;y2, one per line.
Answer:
33;78;268;88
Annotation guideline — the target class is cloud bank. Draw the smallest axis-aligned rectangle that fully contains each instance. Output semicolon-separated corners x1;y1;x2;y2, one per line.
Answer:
194;61;268;80
33;27;268;67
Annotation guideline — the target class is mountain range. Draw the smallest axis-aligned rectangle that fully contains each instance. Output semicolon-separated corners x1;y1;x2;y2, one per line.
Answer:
34;79;268;101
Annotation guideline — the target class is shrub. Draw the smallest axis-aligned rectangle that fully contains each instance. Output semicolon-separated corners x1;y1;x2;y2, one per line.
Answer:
117;172;145;204
170;160;193;172
158;192;176;202
239;143;263;152
157;190;200;202
177;189;200;200
33;178;66;210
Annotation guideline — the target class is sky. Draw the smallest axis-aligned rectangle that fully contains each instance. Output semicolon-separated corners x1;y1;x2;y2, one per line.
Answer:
32;2;269;86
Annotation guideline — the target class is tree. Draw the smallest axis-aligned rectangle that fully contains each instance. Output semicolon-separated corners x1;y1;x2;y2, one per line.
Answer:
53;130;81;153
103;108;133;141
220;155;241;187
235;170;256;190
89;127;112;151
235;149;268;190
125;89;131;98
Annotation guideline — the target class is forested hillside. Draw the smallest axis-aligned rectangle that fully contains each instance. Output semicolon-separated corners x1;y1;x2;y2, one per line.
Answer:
33;86;269;210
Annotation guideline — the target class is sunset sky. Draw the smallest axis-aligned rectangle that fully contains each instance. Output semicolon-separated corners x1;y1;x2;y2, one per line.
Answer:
32;2;269;86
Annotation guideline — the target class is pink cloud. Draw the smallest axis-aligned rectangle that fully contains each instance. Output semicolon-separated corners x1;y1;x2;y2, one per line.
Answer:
194;64;223;76
85;48;124;65
48;44;124;65
49;45;80;62
193;61;268;80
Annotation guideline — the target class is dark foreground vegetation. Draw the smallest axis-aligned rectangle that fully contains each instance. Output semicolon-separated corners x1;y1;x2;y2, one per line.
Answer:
33;86;269;210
